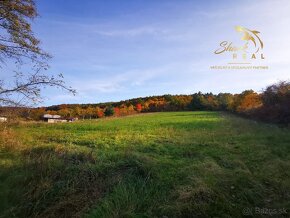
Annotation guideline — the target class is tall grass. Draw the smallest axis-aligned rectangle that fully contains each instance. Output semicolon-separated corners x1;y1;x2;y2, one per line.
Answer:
0;112;289;217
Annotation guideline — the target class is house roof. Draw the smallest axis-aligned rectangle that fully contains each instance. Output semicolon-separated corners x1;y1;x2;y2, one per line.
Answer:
43;114;61;119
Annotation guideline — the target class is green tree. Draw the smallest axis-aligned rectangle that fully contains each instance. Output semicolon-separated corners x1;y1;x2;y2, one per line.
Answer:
191;92;206;110
217;93;235;111
104;106;114;116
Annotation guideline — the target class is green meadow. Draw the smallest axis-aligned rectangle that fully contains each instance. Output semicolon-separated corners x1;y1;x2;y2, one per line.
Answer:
0;111;289;217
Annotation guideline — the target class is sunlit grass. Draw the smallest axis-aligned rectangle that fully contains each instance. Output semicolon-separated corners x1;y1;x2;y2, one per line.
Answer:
0;112;289;217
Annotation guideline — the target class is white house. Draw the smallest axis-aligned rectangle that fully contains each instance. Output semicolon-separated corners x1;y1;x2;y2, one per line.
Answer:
43;114;67;123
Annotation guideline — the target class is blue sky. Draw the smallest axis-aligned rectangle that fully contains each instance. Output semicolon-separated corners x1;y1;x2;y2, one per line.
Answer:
2;0;290;106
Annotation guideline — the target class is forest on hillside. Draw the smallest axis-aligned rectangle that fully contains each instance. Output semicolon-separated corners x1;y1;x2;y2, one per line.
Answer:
1;81;289;125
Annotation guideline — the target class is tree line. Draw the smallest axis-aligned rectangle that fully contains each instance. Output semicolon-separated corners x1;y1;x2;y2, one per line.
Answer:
2;81;287;125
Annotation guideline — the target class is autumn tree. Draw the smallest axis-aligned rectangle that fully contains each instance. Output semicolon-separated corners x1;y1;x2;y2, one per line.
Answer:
127;104;135;114
135;103;142;112
73;106;82;118
258;81;290;124
114;107;120;116
262;81;290;107
234;90;262;113
29;107;45;120
58;108;71;118
86;106;95;119
0;0;75;107
95;107;104;118
79;108;87;120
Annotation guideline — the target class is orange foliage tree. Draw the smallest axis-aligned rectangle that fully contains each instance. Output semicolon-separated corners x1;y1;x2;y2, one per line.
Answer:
136;103;142;112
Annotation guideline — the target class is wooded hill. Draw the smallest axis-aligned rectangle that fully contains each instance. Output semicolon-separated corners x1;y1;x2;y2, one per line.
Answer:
1;81;289;125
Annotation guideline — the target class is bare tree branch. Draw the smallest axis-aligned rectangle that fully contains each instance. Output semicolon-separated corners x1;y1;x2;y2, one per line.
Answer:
0;0;76;107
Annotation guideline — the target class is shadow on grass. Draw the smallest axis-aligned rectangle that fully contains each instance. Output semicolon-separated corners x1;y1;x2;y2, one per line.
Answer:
0;145;158;218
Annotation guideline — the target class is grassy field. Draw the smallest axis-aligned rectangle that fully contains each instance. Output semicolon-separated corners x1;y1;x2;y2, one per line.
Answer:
0;111;290;217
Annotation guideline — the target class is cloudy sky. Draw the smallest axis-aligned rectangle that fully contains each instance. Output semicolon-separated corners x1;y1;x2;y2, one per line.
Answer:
2;0;290;106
